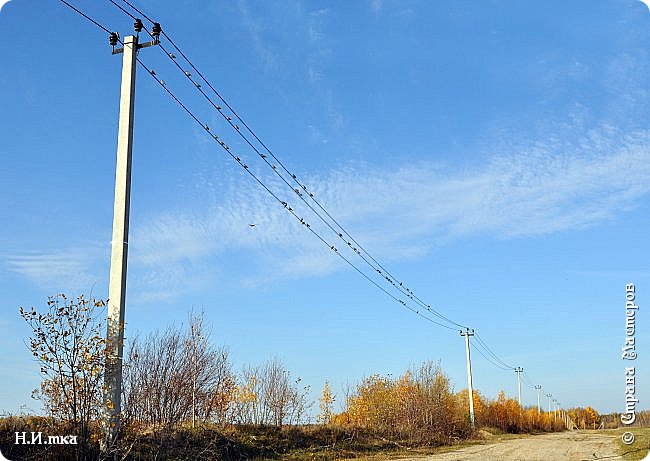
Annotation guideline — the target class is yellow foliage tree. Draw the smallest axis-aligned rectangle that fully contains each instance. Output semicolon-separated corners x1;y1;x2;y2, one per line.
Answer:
317;381;335;425
20;294;106;454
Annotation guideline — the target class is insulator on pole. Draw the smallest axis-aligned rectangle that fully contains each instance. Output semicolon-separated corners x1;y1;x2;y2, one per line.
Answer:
109;32;119;47
134;18;143;33
151;22;162;38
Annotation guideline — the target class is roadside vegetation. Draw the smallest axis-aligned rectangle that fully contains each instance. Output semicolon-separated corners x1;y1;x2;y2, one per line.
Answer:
615;426;650;461
0;293;637;460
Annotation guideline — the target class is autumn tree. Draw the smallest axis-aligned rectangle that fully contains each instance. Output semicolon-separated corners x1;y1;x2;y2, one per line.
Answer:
317;381;335;425
20;294;106;446
568;406;601;429
340;362;470;443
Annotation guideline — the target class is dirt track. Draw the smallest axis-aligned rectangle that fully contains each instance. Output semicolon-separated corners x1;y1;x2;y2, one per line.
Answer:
398;431;624;461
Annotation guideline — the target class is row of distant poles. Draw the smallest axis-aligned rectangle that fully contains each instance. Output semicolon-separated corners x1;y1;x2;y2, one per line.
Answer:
103;19;160;450
100;18;566;451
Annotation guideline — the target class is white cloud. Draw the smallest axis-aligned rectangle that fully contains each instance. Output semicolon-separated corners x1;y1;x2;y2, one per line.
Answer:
125;124;650;301
8;118;648;303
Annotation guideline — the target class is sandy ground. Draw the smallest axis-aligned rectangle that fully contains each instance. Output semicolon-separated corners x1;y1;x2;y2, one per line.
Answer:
397;431;624;461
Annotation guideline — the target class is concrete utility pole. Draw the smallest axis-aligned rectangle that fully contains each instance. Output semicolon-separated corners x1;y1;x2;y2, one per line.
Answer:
460;328;475;430
104;34;138;446
190;322;200;429
552;399;558;423
515;367;523;407
534;385;542;412
546;393;552;414
104;23;160;448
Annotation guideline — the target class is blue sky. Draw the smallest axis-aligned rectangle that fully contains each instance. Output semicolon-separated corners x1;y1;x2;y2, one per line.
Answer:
1;0;649;417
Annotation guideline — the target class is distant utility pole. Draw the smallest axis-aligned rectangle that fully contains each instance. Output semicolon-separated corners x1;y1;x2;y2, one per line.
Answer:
190;321;201;429
104;21;160;448
552;399;558;423
460;328;475;430
514;367;523;407
534;385;542;412
546;393;552;414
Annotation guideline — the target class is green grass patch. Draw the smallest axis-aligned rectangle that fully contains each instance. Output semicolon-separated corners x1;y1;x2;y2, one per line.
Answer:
616;427;650;461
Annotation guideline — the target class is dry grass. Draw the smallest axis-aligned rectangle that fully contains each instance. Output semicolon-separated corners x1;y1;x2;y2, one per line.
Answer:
0;417;438;460
1;416;584;461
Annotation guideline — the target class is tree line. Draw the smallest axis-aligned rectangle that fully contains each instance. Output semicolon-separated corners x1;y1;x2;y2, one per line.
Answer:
11;293;612;458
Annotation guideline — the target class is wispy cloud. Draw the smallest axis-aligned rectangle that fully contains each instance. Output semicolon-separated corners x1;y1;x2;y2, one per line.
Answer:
125;123;650;301
5;244;108;293
369;0;383;17
301;7;343;132
7;122;650;302
236;0;278;72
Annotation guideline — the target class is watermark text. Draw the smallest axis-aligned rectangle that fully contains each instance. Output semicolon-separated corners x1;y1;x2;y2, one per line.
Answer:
621;283;639;445
14;432;77;445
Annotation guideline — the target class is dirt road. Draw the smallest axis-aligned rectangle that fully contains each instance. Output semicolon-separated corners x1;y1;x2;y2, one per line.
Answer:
398;431;624;461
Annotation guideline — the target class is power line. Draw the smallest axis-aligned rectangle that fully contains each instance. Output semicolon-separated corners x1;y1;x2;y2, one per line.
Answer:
474;332;515;370
57;1;581;437
470;341;512;371
121;0;156;24
59;0;461;338
522;370;537;388
107;0;138;21
59;0;114;34
134;56;460;332
108;0;470;332
63;0;545;394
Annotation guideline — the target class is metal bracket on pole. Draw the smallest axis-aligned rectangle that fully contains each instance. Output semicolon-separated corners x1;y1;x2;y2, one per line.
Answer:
112;37;160;55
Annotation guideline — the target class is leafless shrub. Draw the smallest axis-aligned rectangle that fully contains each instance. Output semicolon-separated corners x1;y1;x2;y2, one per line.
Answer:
232;358;312;426
122;311;235;429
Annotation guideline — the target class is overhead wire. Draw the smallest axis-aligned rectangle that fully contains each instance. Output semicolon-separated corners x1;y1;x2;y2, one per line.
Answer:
61;0;544;384
470;341;513;371
111;0;470;331
133;56;460;332
107;0;138;21
522;371;538;389
59;0;114;34
59;1;561;414
59;0;460;336
474;332;515;370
